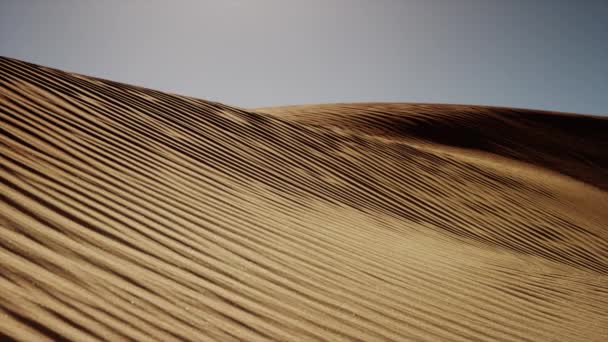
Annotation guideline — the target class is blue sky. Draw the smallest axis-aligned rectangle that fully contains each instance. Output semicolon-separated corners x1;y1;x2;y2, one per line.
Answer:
1;0;606;114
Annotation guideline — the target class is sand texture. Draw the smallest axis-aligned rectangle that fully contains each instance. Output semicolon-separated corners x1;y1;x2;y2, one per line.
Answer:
1;57;607;341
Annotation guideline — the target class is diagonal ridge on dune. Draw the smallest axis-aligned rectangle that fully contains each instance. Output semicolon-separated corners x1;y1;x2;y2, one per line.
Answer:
1;56;607;341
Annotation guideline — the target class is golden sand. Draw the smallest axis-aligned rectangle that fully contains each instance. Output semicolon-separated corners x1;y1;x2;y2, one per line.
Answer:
1;57;607;341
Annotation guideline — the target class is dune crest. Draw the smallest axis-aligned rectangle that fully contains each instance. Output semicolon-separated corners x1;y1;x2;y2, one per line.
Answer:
1;57;607;341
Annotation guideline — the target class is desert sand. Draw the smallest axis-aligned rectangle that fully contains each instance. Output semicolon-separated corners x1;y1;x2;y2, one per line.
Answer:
1;56;607;341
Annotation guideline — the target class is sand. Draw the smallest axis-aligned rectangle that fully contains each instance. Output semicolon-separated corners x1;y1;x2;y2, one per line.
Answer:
1;56;607;341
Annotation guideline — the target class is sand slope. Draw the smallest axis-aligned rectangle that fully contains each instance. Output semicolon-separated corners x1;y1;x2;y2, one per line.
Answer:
1;57;607;341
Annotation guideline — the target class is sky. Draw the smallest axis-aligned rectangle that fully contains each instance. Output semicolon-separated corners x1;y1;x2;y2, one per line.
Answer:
1;0;606;115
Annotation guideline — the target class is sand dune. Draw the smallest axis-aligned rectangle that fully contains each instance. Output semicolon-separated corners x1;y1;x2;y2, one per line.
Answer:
1;56;607;341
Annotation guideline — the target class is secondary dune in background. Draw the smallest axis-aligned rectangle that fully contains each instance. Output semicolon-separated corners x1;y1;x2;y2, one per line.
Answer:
1;57;607;341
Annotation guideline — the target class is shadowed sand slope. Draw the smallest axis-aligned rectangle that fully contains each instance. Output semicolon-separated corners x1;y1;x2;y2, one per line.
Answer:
256;103;608;191
1;57;607;341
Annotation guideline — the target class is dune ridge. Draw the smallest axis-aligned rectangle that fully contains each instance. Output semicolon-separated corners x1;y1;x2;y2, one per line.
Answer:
256;103;608;191
1;56;607;341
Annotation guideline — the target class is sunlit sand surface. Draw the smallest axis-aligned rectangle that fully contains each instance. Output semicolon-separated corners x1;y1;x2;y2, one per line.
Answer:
1;57;607;341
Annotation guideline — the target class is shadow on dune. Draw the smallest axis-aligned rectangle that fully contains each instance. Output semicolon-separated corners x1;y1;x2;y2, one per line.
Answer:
257;103;608;191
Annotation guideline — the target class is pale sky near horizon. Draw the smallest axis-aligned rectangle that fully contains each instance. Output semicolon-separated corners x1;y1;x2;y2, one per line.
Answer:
1;0;606;115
